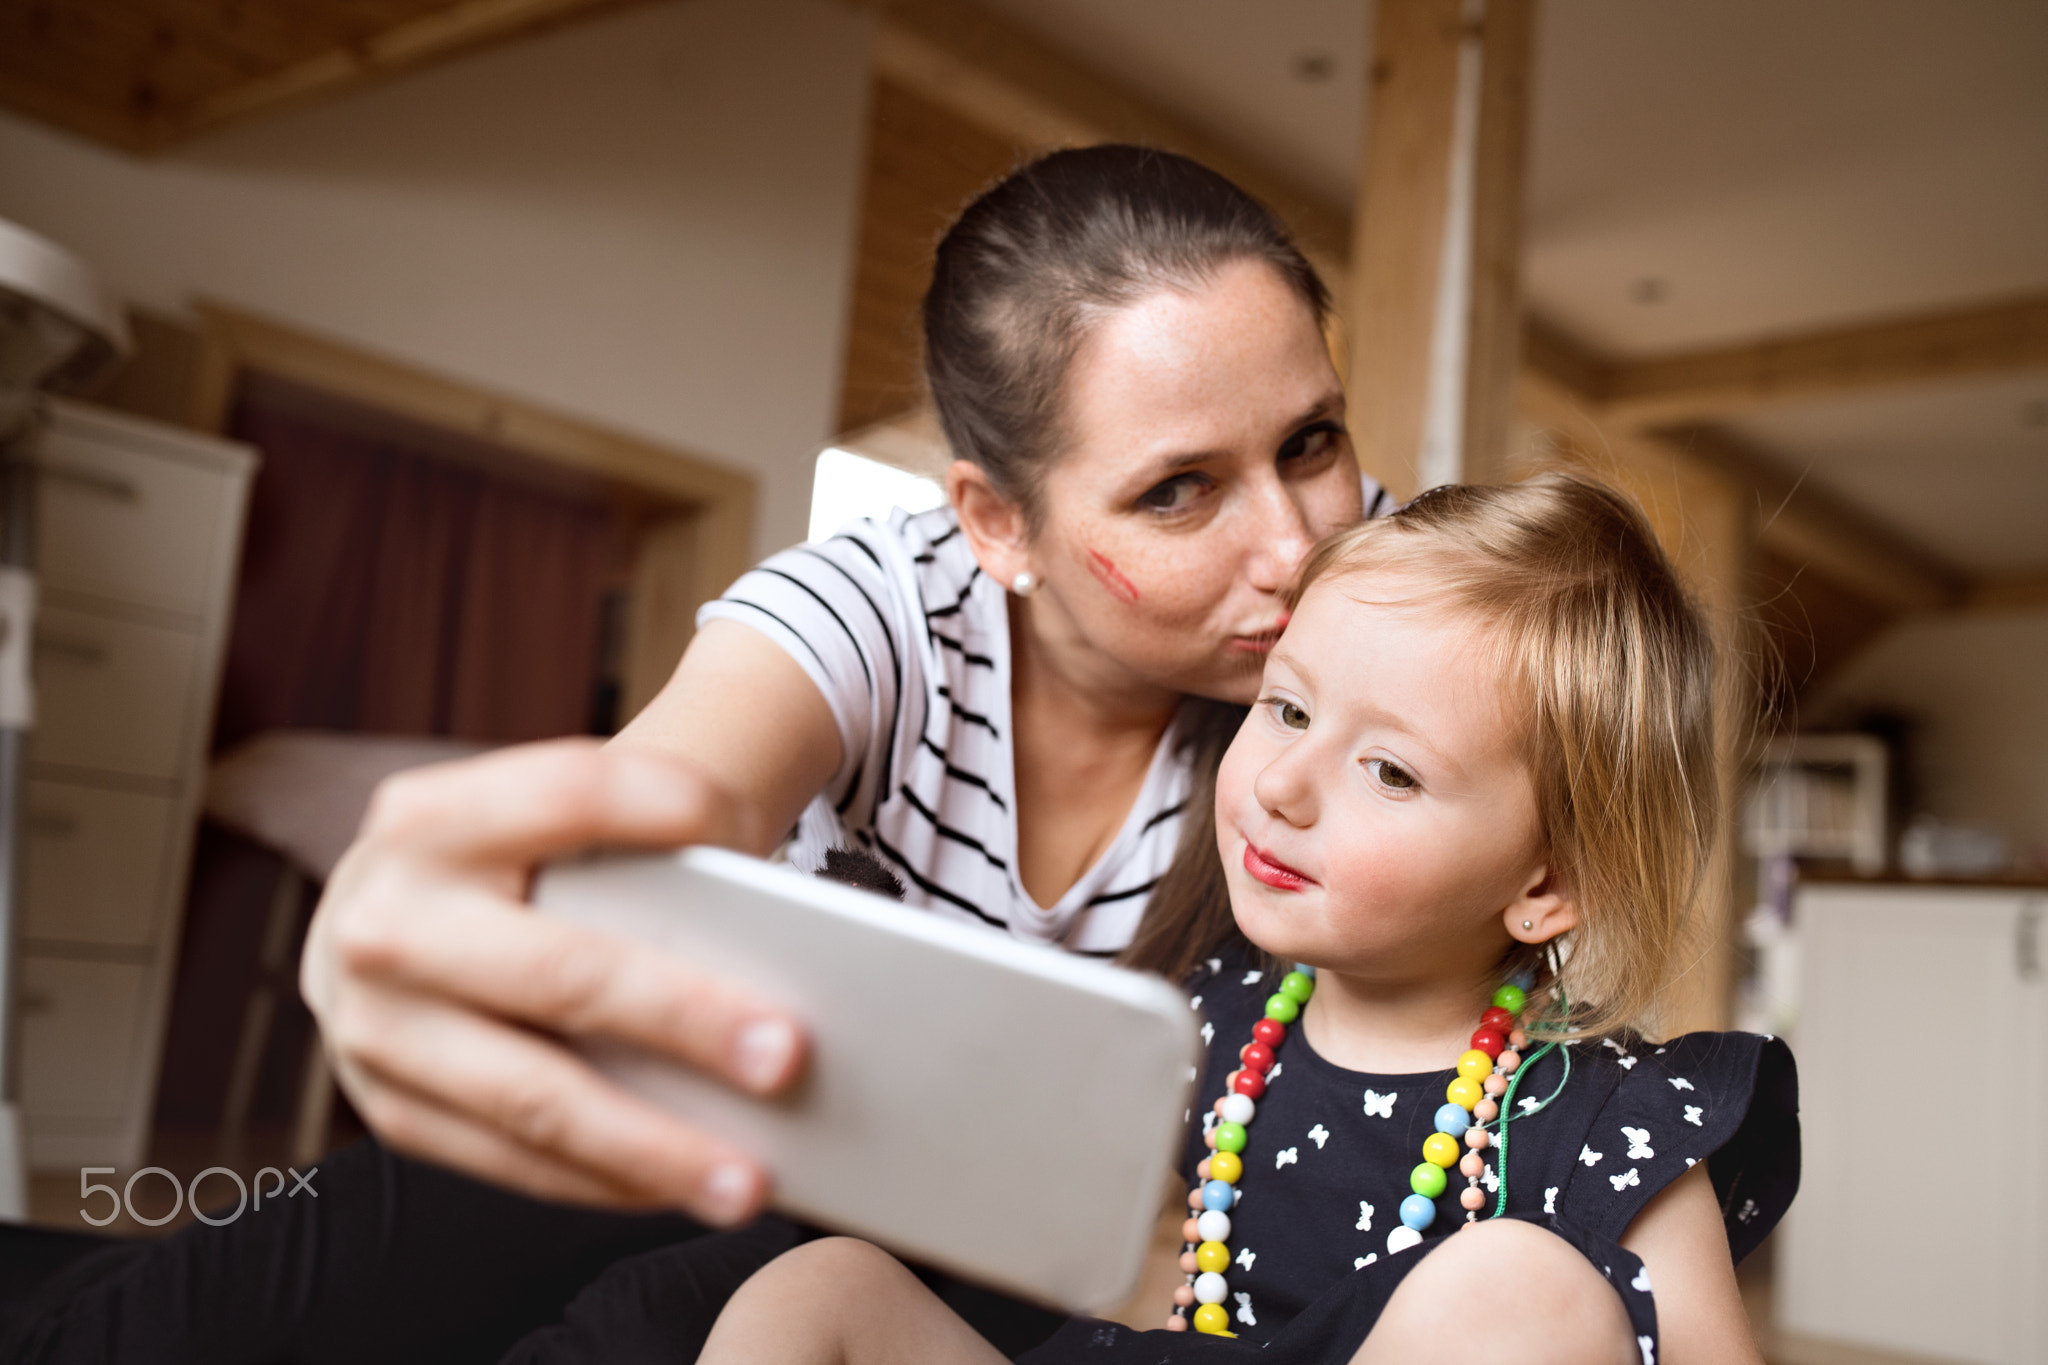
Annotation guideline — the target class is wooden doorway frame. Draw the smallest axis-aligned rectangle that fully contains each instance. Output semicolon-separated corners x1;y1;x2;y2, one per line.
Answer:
188;302;755;719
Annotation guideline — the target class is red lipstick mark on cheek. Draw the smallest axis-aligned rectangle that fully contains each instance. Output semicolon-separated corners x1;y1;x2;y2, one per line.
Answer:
1086;549;1141;605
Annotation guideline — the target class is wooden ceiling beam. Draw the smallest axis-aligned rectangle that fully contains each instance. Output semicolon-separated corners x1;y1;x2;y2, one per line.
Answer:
1579;292;2048;430
850;0;1352;264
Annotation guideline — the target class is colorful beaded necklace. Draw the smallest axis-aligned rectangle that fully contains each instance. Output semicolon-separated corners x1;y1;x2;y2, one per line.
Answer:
1166;965;1554;1337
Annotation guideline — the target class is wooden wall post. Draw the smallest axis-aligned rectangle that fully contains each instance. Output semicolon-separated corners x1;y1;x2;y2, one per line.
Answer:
1348;0;1535;500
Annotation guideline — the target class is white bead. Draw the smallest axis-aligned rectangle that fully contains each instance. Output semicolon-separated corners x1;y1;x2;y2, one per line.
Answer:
1385;1225;1424;1255
1219;1093;1255;1126
1193;1272;1229;1304
1196;1210;1232;1243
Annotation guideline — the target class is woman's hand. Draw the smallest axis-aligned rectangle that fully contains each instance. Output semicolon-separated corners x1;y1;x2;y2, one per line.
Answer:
300;739;806;1221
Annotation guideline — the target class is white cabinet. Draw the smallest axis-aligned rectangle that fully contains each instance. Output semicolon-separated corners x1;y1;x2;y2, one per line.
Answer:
1777;882;2046;1365
18;400;254;1169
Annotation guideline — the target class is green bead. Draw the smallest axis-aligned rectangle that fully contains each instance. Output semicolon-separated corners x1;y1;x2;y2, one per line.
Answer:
1264;993;1300;1024
1491;983;1528;1015
1215;1122;1248;1154
1279;971;1315;1005
1410;1162;1448;1198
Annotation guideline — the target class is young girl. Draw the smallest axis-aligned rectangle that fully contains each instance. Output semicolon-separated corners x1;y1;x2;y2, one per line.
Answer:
692;472;1799;1365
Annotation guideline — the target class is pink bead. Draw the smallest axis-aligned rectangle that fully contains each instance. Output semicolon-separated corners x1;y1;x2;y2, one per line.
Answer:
1466;1127;1490;1150
1460;1152;1484;1178
1498;1050;1521;1073
1508;1028;1528;1048
1173;1284;1196;1307
1204;1130;1218;1150
1196;1158;1211;1180
1179;1251;1200;1274
1213;1097;1229;1115
1182;1218;1201;1243
1189;1188;1206;1211
1473;1099;1499;1122
1482;1074;1508;1096
1166;1316;1188;1332
1460;1186;1487;1211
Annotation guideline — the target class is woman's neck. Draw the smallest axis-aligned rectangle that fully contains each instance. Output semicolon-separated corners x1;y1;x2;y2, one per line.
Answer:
1299;965;1501;1076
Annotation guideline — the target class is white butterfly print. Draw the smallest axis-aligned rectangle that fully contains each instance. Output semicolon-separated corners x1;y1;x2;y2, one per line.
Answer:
1602;1038;1629;1056
1684;1157;1697;1169
1362;1089;1397;1118
1543;1186;1558;1214
1653;1047;1666;1055
1631;1266;1653;1293
1308;1123;1330;1149
1482;1163;1500;1193
1200;1022;1214;1046
1274;1147;1298;1170
1189;995;1203;1012
1737;1198;1758;1223
1353;1254;1377;1270
1356;1200;1375;1232
1268;1063;1283;1081
1622;1126;1654;1160
1517;1096;1543;1115
1242;970;1264;985
1683;1105;1703;1126
1206;958;1222;975
1202;1110;1218;1136
1610;1167;1641;1192
1669;1077;1695;1091
1616;1056;1638;1070
1579;1144;1604;1167
1639;1335;1656;1365
1234;1292;1256;1326
1235;1246;1256;1272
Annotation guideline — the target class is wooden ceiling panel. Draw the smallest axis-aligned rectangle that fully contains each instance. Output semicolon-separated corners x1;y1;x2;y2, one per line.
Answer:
0;0;651;153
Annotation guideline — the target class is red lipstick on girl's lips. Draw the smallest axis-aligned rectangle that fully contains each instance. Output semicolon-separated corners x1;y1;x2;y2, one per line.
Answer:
1243;841;1316;891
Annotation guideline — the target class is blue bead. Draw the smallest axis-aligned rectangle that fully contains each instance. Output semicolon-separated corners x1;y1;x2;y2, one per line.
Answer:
1399;1193;1437;1231
1433;1103;1471;1139
1508;969;1535;991
1294;963;1316;979
1202;1180;1235;1212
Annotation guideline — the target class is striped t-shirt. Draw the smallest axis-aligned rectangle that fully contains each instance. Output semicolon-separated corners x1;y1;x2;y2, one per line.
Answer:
697;506;1191;955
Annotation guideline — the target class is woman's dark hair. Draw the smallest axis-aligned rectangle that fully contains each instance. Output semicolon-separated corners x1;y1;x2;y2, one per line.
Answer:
923;144;1331;519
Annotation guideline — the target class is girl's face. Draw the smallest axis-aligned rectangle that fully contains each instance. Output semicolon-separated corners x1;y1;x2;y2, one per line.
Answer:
997;259;1364;706
1214;568;1555;982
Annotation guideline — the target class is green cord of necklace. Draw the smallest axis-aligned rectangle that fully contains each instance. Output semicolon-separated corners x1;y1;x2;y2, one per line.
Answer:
1484;983;1574;1219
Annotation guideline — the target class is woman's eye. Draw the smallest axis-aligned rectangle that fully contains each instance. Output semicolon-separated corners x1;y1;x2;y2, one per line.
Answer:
1278;422;1343;466
1137;473;1211;513
1267;698;1310;730
1366;758;1416;790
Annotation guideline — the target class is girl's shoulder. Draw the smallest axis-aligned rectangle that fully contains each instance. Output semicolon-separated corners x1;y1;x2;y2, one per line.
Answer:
1520;1028;1798;1261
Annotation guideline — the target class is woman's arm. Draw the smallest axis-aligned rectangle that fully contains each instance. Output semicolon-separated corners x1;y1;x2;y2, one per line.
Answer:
1619;1164;1765;1365
301;621;844;1218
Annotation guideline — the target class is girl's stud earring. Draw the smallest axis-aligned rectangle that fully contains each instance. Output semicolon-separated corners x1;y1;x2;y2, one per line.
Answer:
1522;920;1534;932
1011;571;1038;597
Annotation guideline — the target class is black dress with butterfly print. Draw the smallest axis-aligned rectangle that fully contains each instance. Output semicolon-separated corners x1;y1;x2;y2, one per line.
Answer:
1018;949;1799;1364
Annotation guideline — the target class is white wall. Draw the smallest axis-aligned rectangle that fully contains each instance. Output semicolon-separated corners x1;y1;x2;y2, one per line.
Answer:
1814;609;2048;868
0;0;875;557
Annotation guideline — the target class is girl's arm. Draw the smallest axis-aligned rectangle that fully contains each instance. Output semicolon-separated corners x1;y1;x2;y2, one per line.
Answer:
301;621;844;1218
1619;1164;1766;1365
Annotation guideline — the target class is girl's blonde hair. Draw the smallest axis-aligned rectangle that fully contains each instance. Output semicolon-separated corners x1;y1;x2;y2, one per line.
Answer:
1124;471;1717;1040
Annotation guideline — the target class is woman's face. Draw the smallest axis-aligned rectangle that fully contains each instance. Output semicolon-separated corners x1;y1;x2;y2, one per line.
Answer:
1015;259;1364;706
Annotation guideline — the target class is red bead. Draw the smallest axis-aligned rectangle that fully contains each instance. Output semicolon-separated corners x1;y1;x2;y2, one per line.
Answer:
1242;1043;1276;1074
1468;1029;1506;1060
1479;1007;1514;1035
1253;1018;1287;1047
1233;1069;1267;1099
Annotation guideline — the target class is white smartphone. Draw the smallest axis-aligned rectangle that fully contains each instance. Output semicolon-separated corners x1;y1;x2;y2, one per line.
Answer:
532;845;1201;1312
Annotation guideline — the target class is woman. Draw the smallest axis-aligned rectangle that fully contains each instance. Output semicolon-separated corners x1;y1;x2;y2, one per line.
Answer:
305;144;1379;1219
3;146;1385;1363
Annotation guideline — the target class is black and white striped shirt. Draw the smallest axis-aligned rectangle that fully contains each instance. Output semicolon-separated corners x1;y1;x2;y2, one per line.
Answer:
698;506;1191;954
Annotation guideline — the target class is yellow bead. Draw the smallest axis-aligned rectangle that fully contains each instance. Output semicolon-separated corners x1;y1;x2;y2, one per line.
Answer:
1422;1132;1461;1168
1193;1303;1233;1335
1446;1075;1482;1110
1456;1049;1494;1082
1195;1240;1231;1273
1209;1150;1243;1184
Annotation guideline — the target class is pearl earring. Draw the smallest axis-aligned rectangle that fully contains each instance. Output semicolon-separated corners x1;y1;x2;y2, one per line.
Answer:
1011;571;1038;597
1522;920;1534;932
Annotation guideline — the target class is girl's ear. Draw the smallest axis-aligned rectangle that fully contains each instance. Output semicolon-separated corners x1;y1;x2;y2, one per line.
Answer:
1504;865;1576;945
947;460;1033;586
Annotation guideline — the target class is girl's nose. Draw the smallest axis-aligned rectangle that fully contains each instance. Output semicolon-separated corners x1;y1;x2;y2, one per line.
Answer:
1252;742;1318;828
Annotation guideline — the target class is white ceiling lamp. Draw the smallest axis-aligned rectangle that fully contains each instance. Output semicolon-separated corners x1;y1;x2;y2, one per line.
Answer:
0;214;128;1222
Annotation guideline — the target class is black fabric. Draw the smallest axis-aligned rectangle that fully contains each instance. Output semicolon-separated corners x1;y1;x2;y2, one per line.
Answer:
1015;950;1798;1362
0;1139;706;1365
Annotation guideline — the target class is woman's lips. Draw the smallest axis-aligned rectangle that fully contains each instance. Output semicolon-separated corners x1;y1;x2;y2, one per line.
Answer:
1243;841;1315;891
1229;613;1292;654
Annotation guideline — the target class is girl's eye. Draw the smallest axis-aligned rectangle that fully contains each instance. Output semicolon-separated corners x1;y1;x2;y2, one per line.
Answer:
1278;421;1343;466
1137;472;1212;513
1366;758;1417;791
1266;698;1310;730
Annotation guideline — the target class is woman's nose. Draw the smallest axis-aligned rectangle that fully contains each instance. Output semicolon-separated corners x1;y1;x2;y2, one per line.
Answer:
1244;483;1316;594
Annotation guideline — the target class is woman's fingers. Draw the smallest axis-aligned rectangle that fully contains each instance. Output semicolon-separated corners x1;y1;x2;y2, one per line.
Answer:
330;978;771;1223
327;876;804;1095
